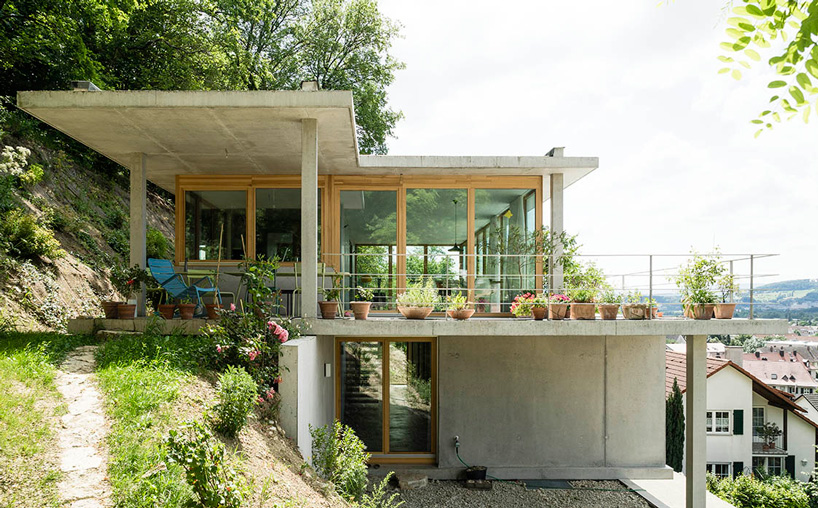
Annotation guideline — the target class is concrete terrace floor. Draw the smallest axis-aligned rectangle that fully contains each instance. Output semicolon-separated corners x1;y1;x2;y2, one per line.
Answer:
623;473;734;508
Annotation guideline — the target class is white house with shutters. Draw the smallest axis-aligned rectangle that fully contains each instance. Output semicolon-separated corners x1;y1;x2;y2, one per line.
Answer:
667;351;818;481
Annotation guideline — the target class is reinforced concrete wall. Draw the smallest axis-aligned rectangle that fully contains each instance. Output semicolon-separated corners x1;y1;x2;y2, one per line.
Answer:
436;334;667;477
279;335;334;461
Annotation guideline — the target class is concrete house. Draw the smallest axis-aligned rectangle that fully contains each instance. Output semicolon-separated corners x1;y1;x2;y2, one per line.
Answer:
666;351;818;481
18;85;786;507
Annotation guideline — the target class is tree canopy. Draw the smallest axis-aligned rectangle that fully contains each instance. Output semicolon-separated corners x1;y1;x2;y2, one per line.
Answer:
0;0;403;154
718;0;818;135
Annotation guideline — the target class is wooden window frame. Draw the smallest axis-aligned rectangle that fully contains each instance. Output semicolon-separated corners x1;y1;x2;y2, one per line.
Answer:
334;336;437;464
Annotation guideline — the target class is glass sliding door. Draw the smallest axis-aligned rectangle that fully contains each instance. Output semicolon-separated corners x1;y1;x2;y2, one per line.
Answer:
474;188;537;312
184;190;247;261
255;188;321;261
338;338;435;461
405;188;467;298
339;190;397;309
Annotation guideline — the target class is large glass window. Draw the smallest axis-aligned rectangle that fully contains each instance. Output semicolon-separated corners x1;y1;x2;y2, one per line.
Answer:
340;190;397;308
255;188;321;262
474;188;536;312
185;190;246;260
406;188;467;296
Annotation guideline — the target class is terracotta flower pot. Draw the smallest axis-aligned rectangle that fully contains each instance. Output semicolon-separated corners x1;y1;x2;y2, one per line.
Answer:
714;303;736;319
549;303;570;320
571;303;596;320
350;301;372;320
598;304;620;320
651;307;659;319
158;304;176;320
178;303;196;320
205;304;222;320
448;308;475;321
532;307;547;320
398;306;433;320
622;303;648;320
117;303;136;319
691;303;716;320
103;300;123;319
319;301;339;319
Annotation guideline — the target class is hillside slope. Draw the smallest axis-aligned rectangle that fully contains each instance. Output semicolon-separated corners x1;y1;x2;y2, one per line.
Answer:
0;127;174;331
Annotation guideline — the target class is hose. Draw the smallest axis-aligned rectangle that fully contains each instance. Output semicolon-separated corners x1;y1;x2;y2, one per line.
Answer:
454;442;645;492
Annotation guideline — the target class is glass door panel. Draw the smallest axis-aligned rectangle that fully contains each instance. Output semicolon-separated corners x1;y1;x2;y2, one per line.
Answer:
339;341;383;452
388;341;433;453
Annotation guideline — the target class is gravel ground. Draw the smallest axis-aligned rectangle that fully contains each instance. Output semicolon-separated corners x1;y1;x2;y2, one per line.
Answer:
395;480;651;508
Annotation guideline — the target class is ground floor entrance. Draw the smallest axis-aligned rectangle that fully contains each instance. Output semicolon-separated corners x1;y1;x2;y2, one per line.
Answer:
335;337;436;463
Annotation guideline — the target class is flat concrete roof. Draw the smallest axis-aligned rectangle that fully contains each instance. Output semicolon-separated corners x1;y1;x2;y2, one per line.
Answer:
17;90;599;193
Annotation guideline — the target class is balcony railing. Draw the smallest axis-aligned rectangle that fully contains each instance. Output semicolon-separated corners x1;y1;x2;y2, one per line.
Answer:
753;433;785;454
311;251;777;317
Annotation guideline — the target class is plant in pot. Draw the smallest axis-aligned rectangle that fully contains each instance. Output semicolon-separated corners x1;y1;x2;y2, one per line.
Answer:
646;298;660;318
100;291;123;320
510;292;535;319
759;421;782;450
597;288;621;320
205;297;223;320
350;286;374;320
568;287;597;320
111;265;149;319
446;291;475;320
396;278;439;320
177;295;196;320
674;251;722;320
157;291;176;320
548;294;571;320
714;272;739;319
621;291;648;320
320;282;341;320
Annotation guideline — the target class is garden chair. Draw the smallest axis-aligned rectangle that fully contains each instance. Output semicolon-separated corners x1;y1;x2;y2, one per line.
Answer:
147;258;222;309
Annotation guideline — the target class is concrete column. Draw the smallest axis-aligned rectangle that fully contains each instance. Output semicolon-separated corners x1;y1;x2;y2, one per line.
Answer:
549;173;564;292
301;119;318;318
130;153;147;316
685;334;707;508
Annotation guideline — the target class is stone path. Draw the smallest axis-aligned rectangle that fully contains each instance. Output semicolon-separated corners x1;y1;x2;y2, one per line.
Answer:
55;346;111;508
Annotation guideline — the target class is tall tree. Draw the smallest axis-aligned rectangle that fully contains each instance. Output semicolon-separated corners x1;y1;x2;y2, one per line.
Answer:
666;377;685;472
718;0;818;135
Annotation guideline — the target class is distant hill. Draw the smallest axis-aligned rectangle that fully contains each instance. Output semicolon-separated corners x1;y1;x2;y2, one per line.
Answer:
734;279;818;322
755;279;818;292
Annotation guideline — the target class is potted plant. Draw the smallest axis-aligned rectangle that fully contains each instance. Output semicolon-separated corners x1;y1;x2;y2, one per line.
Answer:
597;288;621;320
531;294;548;320
510;292;535;319
548;294;571;320
205;298;222;320
112;265;149;319
396;278;439;320
674;251;722;320
714;272;739;319
759;422;782;450
101;291;123;319
320;283;341;320
446;291;475;321
646;298;659;319
350;286;374;320
569;287;597;320
621;291;648;320
177;295;196;320
157;292;176;320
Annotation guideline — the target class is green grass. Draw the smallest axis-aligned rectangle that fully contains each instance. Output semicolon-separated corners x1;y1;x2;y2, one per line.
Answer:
0;332;94;508
95;330;211;508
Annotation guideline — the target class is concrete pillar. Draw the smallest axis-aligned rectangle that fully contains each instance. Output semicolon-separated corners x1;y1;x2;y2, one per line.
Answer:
301;118;318;318
685;334;707;508
130;153;147;316
549;173;564;292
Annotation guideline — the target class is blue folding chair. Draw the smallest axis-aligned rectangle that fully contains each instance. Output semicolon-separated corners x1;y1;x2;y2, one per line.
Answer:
147;258;222;308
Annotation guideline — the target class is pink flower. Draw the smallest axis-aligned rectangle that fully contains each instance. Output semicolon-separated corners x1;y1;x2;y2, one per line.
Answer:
275;376;282;385
266;387;276;399
248;350;260;361
267;320;275;331
229;303;236;311
216;345;223;353
278;329;289;343
256;396;264;405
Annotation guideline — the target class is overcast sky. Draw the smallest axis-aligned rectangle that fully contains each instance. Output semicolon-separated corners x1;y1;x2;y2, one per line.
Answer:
378;0;817;287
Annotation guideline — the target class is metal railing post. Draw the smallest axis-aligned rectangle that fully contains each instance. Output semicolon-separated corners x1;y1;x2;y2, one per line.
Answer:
749;255;754;320
729;261;734;303
648;255;653;320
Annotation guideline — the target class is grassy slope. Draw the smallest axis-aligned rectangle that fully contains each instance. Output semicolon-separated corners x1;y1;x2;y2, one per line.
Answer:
0;332;94;508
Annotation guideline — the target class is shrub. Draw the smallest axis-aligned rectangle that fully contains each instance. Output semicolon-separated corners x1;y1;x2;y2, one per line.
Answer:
310;420;369;501
0;209;65;260
211;366;257;437
356;472;404;508
707;472;810;508
17;163;43;187
166;420;245;508
146;227;172;260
